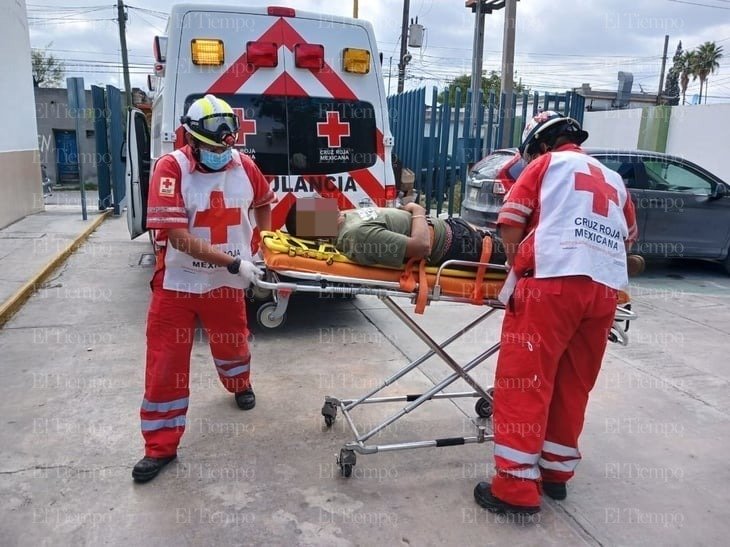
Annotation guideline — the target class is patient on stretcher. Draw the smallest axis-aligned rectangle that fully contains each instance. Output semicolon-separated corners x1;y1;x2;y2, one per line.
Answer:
285;198;506;268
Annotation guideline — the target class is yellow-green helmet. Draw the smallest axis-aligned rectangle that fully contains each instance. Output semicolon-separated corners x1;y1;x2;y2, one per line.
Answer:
180;94;239;147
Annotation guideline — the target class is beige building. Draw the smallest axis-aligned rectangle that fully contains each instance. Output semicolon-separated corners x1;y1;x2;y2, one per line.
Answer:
0;0;42;228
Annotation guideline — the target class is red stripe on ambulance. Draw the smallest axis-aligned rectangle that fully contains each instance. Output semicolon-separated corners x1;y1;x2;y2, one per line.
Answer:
263;73;308;97
348;168;385;207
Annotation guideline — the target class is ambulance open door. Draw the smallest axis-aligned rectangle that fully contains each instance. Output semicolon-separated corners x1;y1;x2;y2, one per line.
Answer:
125;108;151;239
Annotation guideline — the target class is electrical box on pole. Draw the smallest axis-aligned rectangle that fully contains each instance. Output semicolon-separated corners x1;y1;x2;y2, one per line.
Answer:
408;17;424;48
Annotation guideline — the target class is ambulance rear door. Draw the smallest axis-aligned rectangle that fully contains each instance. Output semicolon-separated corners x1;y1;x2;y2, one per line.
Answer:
279;13;392;222
125;108;151;239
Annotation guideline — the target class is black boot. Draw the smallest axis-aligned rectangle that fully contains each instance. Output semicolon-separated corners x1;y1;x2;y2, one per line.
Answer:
473;482;541;515
235;388;256;410
542;481;567;500
132;455;176;483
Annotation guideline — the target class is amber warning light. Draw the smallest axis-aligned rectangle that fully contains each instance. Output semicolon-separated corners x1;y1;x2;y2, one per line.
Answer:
191;39;224;65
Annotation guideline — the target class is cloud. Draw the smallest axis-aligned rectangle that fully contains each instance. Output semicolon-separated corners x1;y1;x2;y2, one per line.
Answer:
26;0;729;98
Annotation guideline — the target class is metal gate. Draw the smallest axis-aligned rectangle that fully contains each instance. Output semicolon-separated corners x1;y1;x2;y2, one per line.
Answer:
387;88;585;216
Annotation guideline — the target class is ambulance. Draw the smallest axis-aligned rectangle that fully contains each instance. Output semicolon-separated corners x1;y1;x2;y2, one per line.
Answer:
125;4;397;239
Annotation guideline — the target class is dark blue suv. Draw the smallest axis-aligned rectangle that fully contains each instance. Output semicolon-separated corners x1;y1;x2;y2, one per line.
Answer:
461;148;730;273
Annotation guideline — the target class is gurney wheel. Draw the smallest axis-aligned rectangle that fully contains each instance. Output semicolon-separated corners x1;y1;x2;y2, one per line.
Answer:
256;302;286;329
475;397;493;419
321;402;337;427
338;449;356;478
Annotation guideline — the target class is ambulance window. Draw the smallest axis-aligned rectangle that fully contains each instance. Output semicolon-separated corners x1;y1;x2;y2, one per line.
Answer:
287;98;377;175
183;94;288;176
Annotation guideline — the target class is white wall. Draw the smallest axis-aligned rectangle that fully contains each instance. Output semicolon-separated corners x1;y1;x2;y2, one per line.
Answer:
0;0;42;228
582;108;643;150
665;104;730;183
1;0;38;153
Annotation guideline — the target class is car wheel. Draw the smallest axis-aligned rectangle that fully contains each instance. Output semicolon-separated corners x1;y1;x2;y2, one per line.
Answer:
724;253;730;276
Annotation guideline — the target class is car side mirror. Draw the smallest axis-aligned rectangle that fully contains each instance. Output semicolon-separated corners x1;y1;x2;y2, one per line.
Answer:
710;183;728;200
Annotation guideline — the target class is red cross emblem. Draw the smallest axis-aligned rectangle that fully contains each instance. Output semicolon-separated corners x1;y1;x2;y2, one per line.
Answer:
193;190;242;245
317;111;350;148
159;177;176;196
234;108;257;146
574;164;619;217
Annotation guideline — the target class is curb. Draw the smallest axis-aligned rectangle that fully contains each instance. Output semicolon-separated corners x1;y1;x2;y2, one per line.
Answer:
0;210;112;329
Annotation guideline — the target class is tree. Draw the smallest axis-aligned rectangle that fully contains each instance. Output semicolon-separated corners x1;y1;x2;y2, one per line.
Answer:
437;71;528;106
695;41;724;104
31;44;65;88
662;41;682;106
679;50;698;105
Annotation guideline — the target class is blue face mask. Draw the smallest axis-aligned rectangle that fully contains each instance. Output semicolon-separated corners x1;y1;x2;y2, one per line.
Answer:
199;147;232;170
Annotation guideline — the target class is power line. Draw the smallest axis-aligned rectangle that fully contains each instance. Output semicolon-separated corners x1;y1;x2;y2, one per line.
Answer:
666;0;730;8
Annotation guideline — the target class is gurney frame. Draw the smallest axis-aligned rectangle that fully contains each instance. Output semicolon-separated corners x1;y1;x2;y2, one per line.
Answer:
252;260;637;477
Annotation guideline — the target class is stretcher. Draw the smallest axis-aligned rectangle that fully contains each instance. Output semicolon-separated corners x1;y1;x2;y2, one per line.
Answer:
253;230;637;477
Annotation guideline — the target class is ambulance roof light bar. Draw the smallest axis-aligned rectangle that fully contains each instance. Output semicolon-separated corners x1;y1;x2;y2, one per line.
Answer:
268;6;295;17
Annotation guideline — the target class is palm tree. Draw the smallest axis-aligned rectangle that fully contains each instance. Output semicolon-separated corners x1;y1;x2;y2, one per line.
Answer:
679;50;698;105
695;41;724;104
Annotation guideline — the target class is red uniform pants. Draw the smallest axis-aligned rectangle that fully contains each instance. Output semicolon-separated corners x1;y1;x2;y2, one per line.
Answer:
491;276;617;507
141;275;251;458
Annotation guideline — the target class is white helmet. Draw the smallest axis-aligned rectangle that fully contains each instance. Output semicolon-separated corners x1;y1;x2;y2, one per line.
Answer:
519;110;588;157
180;94;239;147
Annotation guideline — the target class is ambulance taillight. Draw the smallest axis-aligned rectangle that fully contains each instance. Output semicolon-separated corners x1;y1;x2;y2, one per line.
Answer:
191;39;225;66
267;6;295;17
294;43;324;69
247;42;278;68
343;48;370;74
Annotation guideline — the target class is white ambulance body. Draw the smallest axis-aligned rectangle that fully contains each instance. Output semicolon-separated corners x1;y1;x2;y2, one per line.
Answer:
125;4;396;239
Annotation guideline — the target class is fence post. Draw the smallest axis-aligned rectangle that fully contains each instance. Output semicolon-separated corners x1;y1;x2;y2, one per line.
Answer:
448;87;462;216
508;92;518;148
436;93;451;215
460;88;472;208
485;90;495;154
495;92;506;152
91;85;112;211
106;85;125;216
424;87;439;215
413;88;425;198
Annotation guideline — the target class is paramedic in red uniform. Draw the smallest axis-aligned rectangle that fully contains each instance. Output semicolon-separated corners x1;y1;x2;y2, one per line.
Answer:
473;112;638;515
132;94;275;483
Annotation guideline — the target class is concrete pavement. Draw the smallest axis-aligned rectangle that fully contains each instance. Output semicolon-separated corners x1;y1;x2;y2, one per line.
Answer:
0;203;109;327
0;214;729;545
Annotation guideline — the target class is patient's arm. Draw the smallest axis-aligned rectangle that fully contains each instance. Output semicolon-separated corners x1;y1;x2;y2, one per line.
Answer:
402;202;431;259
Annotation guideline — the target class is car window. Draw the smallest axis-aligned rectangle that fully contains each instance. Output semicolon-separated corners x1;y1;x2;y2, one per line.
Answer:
642;160;713;195
473;154;513;179
593;157;641;189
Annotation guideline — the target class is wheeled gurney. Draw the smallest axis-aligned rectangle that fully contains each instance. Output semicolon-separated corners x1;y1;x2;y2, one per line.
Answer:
252;230;637;477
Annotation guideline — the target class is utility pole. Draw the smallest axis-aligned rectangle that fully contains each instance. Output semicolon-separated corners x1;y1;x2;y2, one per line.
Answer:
353;0;358;18
397;0;410;94
388;56;393;96
499;0;517;148
116;0;133;109
469;0;485;140
657;34;669;105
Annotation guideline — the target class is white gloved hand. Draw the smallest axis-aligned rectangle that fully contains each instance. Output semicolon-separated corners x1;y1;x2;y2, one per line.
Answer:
237;260;264;287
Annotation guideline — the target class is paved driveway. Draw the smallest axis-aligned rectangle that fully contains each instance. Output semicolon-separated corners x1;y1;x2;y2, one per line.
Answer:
0;217;728;545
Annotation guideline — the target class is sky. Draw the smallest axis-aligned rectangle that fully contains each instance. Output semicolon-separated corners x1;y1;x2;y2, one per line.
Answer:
26;0;730;102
